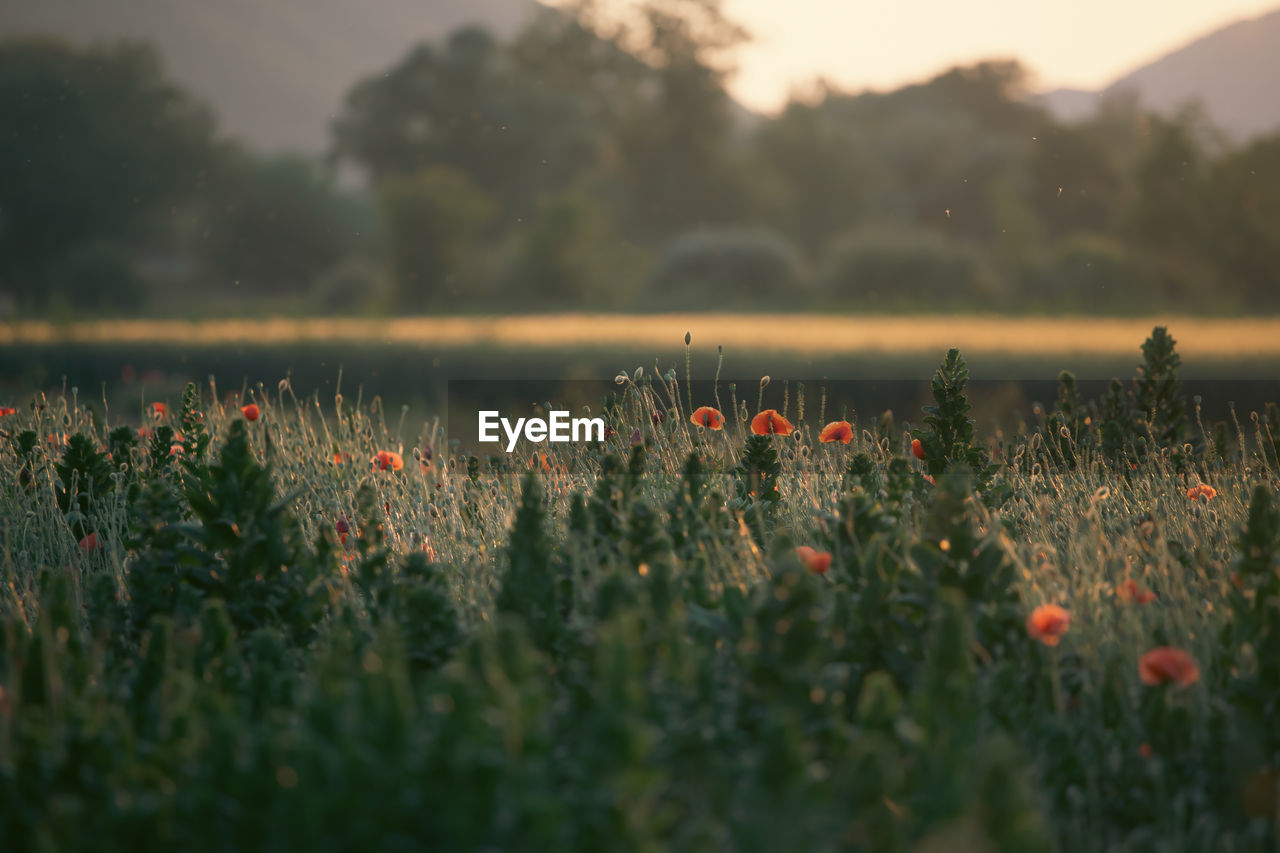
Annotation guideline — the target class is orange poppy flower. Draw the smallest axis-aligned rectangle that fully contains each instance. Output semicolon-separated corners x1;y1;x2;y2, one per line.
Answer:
149;402;167;419
1116;578;1156;605
241;403;260;421
1186;484;1217;501
78;532;101;553
750;409;794;436
0;407;15;418
690;406;725;430
819;421;853;444
170;444;185;457
795;545;832;575
1026;604;1071;646
333;451;353;464
372;450;404;471
911;438;926;460
1139;647;1199;687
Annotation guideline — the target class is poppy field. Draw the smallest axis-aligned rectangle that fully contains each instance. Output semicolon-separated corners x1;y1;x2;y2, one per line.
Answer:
2;326;1280;850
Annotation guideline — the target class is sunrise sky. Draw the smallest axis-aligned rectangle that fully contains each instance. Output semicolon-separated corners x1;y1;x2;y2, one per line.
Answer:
658;0;1280;112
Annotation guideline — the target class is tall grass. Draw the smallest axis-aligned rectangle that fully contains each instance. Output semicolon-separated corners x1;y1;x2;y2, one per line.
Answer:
1;328;1278;850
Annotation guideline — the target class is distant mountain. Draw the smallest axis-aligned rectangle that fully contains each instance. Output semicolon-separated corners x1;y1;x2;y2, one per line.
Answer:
0;0;538;152
1036;7;1280;140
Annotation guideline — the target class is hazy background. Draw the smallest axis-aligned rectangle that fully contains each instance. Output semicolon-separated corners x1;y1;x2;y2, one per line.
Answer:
3;0;1280;319
2;0;1280;420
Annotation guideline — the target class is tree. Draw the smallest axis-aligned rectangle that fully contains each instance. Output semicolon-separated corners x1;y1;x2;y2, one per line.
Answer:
1204;135;1280;308
332;18;620;222
200;154;373;295
0;38;222;308
378;166;498;308
604;0;751;238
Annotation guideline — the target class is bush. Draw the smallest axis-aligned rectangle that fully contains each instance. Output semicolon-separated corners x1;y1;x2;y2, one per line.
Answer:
1024;233;1154;312
818;225;999;309
52;240;149;312
649;227;804;309
308;257;391;313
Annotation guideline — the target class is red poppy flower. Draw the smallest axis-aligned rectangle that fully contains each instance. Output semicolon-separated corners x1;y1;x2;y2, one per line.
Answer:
1026;604;1070;646
78;532;101;553
149;402;166;419
911;438;926;460
795;545;832;575
0;407;15;418
241;403;260;421
333;451;353;464
336;517;351;546
372;450;404;471
1139;647;1199;688
750;409;794;436
1186;484;1216;501
690;406;725;430
1116;578;1156;605
170;444;185;456
818;421;853;444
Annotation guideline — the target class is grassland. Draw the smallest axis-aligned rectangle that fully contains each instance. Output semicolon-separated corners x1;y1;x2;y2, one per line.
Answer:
1;326;1279;850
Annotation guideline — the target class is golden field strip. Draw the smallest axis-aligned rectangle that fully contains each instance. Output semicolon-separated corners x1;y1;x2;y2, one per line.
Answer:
5;314;1280;359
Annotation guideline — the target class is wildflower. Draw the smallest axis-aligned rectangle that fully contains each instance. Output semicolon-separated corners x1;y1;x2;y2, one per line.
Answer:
911;438;926;460
603;426;617;440
652;410;665;424
1186;484;1217;501
750;409;794;436
333;451;352;464
372;450;404;472
1139;647;1199;688
690;406;725;430
796;545;832;575
78;532;101;553
336;517;351;546
1138;743;1153;759
1026;604;1071;646
630;428;643;447
1116;578;1156;605
149;402;166;419
819;420;853;444
241;403;260;421
170;444;184;456
0;407;15;418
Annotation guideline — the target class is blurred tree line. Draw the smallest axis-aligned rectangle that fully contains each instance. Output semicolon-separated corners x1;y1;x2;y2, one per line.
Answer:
3;0;1279;316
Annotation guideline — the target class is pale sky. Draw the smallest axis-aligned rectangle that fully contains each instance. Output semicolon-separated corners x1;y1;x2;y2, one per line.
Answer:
693;0;1280;112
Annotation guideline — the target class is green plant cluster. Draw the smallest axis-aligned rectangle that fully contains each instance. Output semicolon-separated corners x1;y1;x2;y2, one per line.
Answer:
1;331;1279;850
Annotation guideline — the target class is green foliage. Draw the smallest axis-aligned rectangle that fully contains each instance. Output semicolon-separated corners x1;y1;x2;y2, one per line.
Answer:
0;38;219;307
912;348;1005;504
55;433;115;539
1135;326;1191;453
650;227;804;308
3;331;1280;849
820;226;999;310
732;433;783;541
377;165;498;307
497;470;566;653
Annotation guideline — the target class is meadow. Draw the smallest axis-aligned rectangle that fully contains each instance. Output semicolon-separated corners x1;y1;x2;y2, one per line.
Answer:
2;324;1280;850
